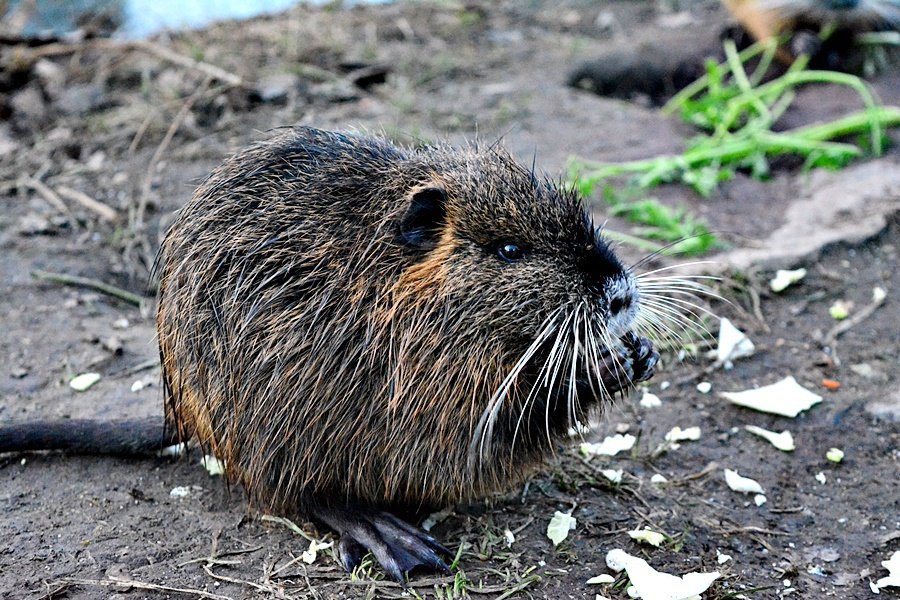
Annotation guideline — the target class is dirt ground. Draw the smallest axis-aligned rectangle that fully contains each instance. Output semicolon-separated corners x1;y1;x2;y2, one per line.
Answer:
1;1;898;599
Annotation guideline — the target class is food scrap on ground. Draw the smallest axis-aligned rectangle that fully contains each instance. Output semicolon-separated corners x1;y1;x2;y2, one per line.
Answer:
721;376;823;417
605;548;720;600
769;268;807;292
69;372;101;391
547;510;577;546
744;425;795;451
628;528;666;547
581;434;637;457
715;317;755;365
724;468;765;494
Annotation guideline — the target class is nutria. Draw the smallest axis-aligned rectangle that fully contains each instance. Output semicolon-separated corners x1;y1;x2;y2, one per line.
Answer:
1;127;661;582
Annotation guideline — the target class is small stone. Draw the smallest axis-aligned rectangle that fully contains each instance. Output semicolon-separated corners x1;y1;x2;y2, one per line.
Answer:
251;73;301;104
55;83;106;116
866;388;900;422
11;367;29;379
70;372;101;391
102;336;123;355
18;214;55;236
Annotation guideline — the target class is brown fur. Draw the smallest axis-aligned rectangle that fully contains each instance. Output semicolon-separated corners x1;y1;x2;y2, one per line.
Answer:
156;128;646;520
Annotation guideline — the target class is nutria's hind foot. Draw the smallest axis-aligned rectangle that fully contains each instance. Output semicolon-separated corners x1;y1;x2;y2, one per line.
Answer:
313;506;452;584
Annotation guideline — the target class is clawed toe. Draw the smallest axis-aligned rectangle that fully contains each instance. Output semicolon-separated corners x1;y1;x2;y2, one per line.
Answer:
314;506;452;584
627;334;659;383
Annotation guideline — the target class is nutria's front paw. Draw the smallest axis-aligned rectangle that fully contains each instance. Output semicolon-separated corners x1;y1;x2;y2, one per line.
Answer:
623;331;658;384
597;332;658;394
313;507;451;585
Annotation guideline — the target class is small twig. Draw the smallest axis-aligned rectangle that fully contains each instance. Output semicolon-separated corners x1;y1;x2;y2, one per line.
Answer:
36;582;72;600
509;516;535;536
676;461;719;483
11;38;243;87
824;292;886;346
492;575;541;600
58;576;232;600
114;358;160;376
202;564;290;599
130;39;243;87
178;545;264;567
55;185;119;222
269;553;306;578
260;515;319;543
746;285;770;332
719;525;790;536
768;505;805;514
134;77;210;232
31;269;145;306
24;177;74;219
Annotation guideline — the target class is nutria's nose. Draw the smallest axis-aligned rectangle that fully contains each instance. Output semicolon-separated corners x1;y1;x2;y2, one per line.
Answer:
609;294;632;316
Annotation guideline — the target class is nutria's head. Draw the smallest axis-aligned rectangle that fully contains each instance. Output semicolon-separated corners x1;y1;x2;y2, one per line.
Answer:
378;144;658;481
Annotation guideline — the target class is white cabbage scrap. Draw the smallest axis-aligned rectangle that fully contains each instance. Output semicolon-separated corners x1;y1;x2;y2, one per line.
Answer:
504;529;515;547
201;455;225;476
724;469;764;494
69;372;101;391
769;268;806;292
721;376;822;417
826;448;844;463
716;318;755;364
547;511;577;546
665;426;701;443
606;548;720;600
628;528;666;547
581;434;636;457
744;425;795;451
301;539;333;564
873;551;900;592
602;469;624;484
640;390;662;408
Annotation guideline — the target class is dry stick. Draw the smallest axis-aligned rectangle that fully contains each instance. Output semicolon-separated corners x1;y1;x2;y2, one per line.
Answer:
202;564;291;600
822;291;886;366
36;582;72;600
55;185;119;222
127;78;211;273
58;576;232;600
24;177;73;218
134;78;209;231
129;39;243;87
12;38;244;87
31;269;144;306
824;293;886;346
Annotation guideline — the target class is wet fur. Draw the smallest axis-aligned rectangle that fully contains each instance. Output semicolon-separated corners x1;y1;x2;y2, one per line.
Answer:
157;128;641;519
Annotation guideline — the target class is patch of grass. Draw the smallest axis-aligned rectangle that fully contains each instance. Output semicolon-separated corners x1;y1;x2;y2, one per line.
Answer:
598;186;717;256
569;38;900;198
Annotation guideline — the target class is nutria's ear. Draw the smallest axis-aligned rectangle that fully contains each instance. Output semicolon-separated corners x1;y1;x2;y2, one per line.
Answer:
400;187;447;248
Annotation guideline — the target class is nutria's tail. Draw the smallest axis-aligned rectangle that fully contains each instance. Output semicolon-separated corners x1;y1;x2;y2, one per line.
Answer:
0;417;178;456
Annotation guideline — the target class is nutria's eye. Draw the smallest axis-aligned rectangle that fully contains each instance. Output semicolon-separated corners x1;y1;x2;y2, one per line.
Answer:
497;243;524;262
